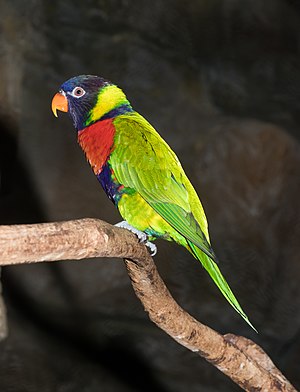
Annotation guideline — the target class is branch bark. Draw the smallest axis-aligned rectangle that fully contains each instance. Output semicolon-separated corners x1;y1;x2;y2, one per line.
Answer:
0;218;296;391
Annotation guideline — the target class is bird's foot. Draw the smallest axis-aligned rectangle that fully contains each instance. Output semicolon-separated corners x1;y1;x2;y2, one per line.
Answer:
115;221;147;242
114;221;157;256
145;241;157;256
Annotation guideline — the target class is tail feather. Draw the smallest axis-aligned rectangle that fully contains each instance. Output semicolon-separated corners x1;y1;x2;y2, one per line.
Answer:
188;241;257;332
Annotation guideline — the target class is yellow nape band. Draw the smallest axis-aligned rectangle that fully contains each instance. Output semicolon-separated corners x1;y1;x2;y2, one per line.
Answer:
88;85;128;123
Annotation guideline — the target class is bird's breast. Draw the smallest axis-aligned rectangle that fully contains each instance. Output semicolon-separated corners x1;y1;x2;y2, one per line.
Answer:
77;119;116;175
96;163;125;204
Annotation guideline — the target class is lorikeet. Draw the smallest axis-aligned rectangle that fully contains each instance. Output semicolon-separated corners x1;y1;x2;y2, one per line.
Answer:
52;75;255;330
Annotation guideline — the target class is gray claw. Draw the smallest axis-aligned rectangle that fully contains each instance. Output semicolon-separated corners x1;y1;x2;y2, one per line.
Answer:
115;221;147;243
115;221;157;256
145;241;157;256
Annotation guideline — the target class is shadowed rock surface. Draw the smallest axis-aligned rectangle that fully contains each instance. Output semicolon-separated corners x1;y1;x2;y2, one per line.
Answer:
1;1;300;391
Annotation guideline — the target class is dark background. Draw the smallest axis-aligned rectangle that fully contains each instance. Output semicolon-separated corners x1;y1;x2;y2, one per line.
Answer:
1;1;300;390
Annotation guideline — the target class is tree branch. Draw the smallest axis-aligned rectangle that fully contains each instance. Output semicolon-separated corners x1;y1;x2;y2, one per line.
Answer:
0;218;296;391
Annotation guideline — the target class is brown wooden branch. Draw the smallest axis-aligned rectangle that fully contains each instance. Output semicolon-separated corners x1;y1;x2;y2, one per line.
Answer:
0;218;296;391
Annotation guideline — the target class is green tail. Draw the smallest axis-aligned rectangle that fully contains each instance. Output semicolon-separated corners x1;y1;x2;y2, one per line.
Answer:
188;241;257;332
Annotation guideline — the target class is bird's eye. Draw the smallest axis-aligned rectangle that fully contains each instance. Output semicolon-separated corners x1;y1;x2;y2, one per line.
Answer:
71;87;86;98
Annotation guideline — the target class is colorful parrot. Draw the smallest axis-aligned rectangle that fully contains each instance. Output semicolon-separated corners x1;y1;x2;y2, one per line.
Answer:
52;75;255;330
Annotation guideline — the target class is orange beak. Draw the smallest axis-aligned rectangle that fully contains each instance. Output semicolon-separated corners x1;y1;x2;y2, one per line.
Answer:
51;92;68;117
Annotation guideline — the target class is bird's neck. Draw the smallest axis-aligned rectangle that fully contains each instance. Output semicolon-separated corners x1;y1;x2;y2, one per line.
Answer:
85;84;133;126
98;103;133;120
78;119;116;175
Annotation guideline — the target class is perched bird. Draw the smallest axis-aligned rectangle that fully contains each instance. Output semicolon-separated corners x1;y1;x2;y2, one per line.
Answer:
52;75;255;330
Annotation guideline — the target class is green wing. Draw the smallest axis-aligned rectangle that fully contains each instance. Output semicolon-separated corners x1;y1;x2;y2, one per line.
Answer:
111;112;213;258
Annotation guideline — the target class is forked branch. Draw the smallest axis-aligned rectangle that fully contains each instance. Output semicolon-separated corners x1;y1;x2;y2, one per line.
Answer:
0;218;296;391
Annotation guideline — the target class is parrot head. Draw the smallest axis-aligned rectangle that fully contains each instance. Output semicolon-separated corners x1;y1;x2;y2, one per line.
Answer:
52;75;131;131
